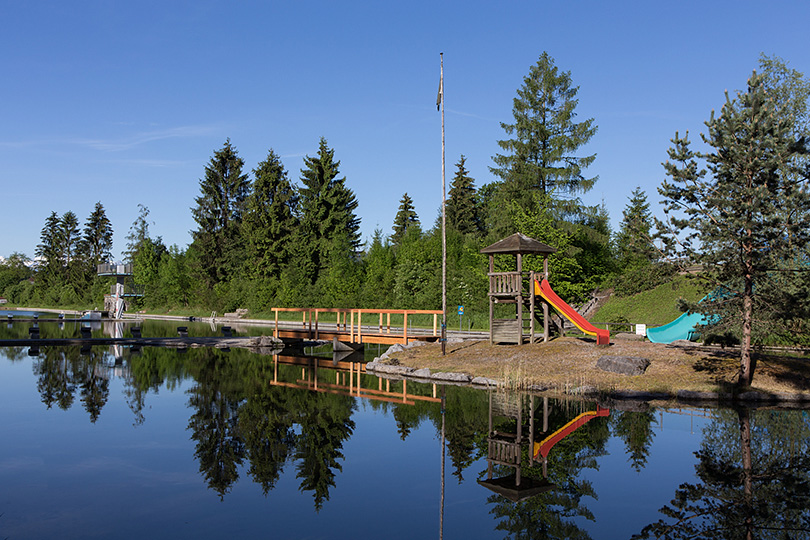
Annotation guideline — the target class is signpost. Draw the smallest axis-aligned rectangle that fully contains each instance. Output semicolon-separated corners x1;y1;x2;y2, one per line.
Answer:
458;305;464;332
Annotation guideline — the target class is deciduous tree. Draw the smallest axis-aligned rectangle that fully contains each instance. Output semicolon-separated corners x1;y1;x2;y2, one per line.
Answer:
124;204;152;263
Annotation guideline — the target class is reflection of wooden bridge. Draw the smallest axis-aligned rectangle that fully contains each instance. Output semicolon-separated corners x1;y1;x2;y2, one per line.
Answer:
269;308;443;346
267;352;442;406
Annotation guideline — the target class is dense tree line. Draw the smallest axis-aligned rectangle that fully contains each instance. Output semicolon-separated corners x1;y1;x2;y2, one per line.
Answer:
0;202;114;306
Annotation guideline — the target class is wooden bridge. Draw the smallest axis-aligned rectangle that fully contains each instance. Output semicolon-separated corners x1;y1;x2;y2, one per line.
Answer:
4;306;447;348
267;307;443;346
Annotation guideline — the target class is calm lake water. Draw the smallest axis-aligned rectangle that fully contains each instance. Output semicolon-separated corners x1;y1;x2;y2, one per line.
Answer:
1;317;809;539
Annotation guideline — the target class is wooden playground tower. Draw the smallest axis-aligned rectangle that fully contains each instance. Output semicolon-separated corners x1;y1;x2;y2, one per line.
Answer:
481;233;556;345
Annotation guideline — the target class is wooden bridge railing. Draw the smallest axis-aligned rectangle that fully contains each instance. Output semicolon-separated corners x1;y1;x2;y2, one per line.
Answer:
270;307;443;344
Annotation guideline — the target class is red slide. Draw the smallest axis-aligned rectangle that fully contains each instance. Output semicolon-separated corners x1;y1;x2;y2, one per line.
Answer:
534;278;610;345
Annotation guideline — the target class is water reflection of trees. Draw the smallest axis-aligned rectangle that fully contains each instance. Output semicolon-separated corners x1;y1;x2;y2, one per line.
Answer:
636;408;810;539
181;347;357;507
32;346;110;422
20;343;810;535
18;344;650;522
611;407;658;473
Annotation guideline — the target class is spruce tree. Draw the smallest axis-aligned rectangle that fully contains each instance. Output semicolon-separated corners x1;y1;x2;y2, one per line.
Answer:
446;155;480;235
80;201;114;268
191;139;250;284
242;148;299;280
298;137;361;284
659;72;810;386
391;192;420;245
35;211;62;284
490;52;597;218
58;211;81;265
615;187;656;269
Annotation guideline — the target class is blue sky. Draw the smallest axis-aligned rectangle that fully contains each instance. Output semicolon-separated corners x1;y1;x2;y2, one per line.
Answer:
2;0;809;261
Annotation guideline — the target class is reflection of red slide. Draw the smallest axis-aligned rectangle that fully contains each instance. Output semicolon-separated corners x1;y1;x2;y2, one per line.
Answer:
533;405;610;459
535;278;610;345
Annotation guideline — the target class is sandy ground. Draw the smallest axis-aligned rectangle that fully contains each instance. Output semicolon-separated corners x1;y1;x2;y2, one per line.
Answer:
382;334;810;399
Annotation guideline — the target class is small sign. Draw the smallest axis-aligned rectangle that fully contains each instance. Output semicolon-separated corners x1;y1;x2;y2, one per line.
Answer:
458;305;464;316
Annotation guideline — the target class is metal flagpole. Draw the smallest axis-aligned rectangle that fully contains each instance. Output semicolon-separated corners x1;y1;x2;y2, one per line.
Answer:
440;52;447;356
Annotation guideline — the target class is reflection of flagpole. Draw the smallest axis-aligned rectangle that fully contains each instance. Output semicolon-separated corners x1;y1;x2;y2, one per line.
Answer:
439;52;447;356
439;386;446;540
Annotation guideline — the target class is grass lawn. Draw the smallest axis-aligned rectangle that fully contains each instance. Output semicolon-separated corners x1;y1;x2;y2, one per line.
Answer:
592;275;707;327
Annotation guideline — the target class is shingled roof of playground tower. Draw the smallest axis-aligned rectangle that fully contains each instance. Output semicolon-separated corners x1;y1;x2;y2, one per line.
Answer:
480;233;557;255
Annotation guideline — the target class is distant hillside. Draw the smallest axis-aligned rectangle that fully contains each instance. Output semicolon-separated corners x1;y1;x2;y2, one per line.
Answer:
591;275;706;327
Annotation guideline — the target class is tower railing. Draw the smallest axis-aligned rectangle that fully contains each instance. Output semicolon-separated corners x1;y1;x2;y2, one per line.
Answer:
488;271;523;296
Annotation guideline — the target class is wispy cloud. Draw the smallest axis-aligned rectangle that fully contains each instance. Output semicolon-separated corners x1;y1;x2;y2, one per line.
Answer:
73;124;219;151
0;124;219;152
97;158;193;168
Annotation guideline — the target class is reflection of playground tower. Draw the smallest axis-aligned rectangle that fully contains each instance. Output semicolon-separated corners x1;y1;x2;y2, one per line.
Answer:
478;392;553;502
481;233;556;344
98;264;145;318
479;392;611;502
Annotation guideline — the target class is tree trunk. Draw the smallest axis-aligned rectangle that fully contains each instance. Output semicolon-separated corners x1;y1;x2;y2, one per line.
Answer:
739;273;753;386
739;408;754;540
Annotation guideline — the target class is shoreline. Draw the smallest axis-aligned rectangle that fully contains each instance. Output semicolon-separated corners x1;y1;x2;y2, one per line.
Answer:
366;337;810;407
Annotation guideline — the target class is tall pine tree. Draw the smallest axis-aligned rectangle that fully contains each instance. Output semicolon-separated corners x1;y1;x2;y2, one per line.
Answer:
391;193;420;245
297;138;361;284
191;139;250;285
242;148;299;280
35;211;63;285
80;201;114;269
659;72;810;386
490;52;597;221
446;155;480;236
58;211;81;266
615;187;656;269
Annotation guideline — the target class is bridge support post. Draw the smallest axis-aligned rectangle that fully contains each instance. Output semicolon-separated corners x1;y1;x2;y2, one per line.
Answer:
403;312;408;344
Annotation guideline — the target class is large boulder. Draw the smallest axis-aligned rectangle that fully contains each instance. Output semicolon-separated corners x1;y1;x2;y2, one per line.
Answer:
596;355;650;376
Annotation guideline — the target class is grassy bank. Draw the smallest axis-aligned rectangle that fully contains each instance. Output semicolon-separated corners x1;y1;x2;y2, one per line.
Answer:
592;275;706;327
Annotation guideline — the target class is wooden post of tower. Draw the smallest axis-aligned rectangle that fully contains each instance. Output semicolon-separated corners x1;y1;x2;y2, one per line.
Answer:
543;256;549;343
